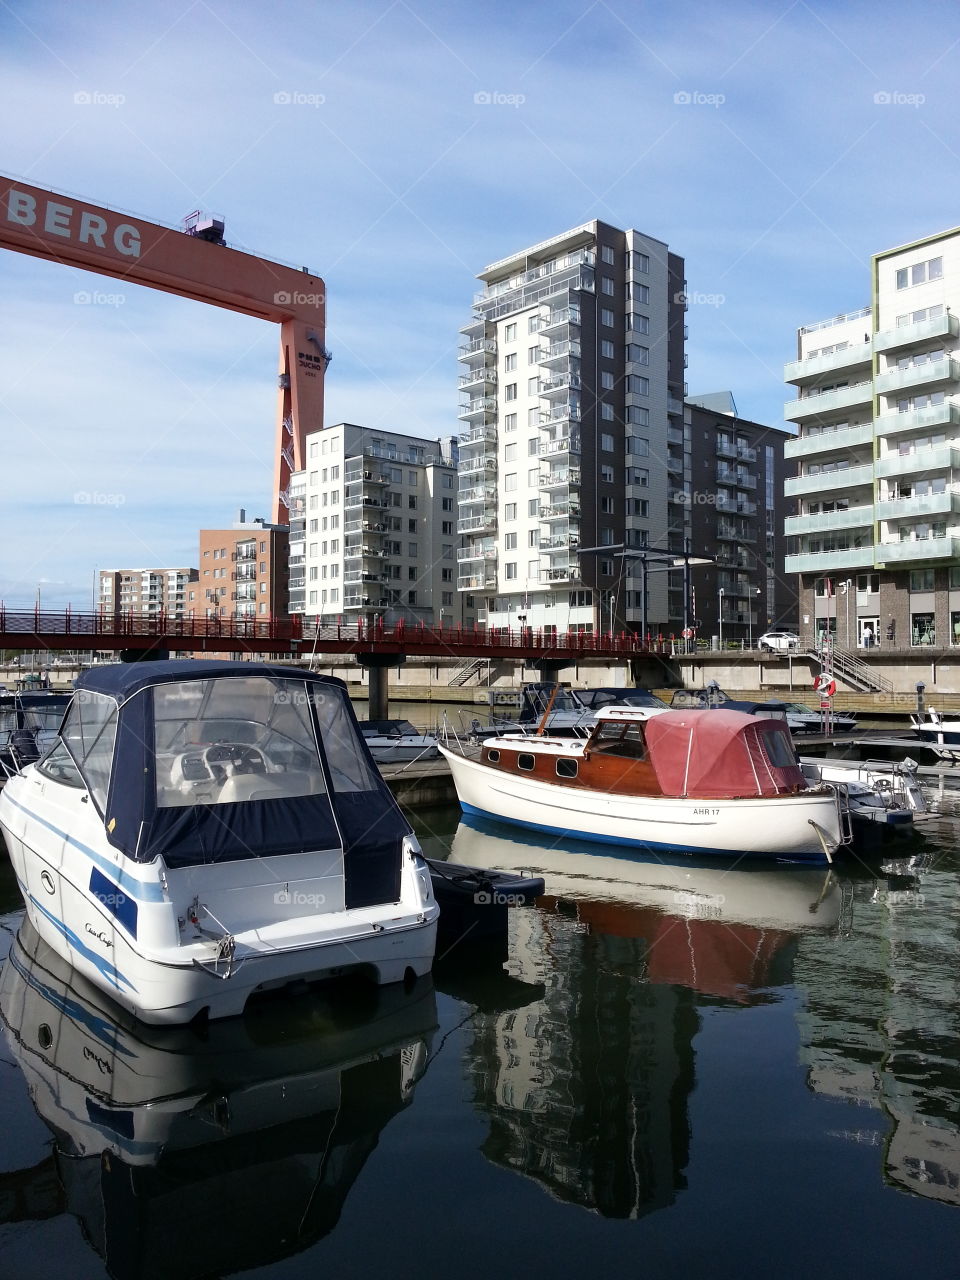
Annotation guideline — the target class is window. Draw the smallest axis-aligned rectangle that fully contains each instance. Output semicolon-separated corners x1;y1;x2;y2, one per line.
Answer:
911;611;936;645
504;383;517;401
528;346;540;364
443;473;454;488
528;466;540;486
601;245;615;265
504;472;518;492
601;403;614;420
625;343;649;365
602;276;615;295
896;256;943;289
486;748;501;763
504;352;517;371
504;442;517;461
626;437;649;455
442;497;453;510
528;529;539;547
442;567;452;582
601;496;615;514
601;339;615;359
528;376;540;395
504;322;517;341
505;563;518;579
407;590;417;605
505;532;517;549
517;753;536;771
528;498;539;517
528;407;541;427
600;559;614;575
527;437;539;456
528;558;540;577
601;465;614;482
625;313;649;334
909;569;935;591
601;433;614;452
504;502;517;519
441;591;453;606
592;721;647;758
441;521;453;535
600;528;614;545
408;495;417;509
601;370;614;390
629;468;649;487
504;412;517;432
601;308;615;327
556;758;579;777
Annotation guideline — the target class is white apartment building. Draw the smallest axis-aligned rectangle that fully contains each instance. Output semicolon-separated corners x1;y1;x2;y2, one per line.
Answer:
457;221;687;634
785;227;960;650
291;423;467;625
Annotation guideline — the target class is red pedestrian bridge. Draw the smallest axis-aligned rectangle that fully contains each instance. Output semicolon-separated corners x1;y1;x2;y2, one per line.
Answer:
0;608;671;663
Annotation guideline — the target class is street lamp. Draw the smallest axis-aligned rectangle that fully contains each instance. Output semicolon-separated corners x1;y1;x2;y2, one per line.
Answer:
748;586;761;650
718;587;724;650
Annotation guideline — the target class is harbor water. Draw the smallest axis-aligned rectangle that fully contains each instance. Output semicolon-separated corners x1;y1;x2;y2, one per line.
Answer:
1;808;959;1279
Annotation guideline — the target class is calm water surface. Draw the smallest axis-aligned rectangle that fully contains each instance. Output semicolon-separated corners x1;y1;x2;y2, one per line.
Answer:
1;810;959;1280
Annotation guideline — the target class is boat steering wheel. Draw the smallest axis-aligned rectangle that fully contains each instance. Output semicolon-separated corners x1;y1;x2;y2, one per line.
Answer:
203;743;268;779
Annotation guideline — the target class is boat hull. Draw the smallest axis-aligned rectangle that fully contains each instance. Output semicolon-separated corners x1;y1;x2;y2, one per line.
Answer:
440;747;843;863
0;775;438;1026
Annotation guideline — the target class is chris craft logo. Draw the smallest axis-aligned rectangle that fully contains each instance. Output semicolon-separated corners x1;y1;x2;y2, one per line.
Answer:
5;188;142;257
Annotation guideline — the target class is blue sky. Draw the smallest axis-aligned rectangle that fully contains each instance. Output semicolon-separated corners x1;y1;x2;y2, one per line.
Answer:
1;0;958;607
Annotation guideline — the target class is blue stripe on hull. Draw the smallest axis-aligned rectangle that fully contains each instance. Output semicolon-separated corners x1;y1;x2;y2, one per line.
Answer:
458;802;831;865
28;894;138;992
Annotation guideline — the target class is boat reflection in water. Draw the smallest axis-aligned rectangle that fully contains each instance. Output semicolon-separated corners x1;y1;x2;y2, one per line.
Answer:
448;816;843;1218
0;918;437;1279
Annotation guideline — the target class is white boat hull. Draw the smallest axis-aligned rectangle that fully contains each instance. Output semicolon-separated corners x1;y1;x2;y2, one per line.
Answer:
439;747;844;862
0;773;438;1025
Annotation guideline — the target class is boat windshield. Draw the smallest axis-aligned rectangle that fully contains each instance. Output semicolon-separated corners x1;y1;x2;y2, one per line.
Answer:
153;676;378;808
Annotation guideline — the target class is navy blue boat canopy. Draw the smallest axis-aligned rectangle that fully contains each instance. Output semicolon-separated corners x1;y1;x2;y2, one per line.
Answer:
59;663;410;907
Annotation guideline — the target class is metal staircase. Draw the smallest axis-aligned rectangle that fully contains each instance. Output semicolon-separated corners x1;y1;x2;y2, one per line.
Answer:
448;658;488;687
808;644;893;694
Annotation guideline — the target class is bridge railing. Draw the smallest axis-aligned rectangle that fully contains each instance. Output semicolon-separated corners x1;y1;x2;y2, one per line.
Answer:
0;608;674;657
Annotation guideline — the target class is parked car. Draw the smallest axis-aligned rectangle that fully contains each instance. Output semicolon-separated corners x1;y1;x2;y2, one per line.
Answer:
757;631;801;653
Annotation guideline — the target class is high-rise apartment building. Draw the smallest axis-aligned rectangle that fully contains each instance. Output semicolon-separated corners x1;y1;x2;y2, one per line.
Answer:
292;423;467;625
785;227;960;650
197;512;288;621
98;566;198;617
685;394;794;643
457;221;686;635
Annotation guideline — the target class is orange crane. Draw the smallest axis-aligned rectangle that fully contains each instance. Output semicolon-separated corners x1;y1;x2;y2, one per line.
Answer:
0;175;327;521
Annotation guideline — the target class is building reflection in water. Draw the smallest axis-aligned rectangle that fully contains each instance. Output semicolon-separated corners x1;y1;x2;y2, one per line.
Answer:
0;917;438;1280
449;817;843;1218
794;849;960;1207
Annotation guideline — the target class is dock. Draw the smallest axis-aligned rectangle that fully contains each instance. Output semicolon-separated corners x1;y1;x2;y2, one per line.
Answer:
380;757;458;809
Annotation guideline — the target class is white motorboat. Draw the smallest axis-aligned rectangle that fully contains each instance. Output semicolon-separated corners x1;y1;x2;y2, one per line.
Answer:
782;701;857;735
799;756;927;817
0;660;439;1024
358;718;440;763
911;707;960;748
441;706;850;863
0;916;436;1274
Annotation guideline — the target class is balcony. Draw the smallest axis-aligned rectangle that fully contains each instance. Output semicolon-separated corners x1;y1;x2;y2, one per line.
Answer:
876;490;960;520
459;482;497;503
716;467;757;489
874;311;959;353
458;422;498;447
716;496;757;516
343;544;384;560
540;501;580;521
457;337;497;361
475;250;595;305
540;339;581;368
785;380;873;422
717;525;756;543
737;444;757;463
343;494;384;510
799;305;871;336
540;373;581;398
539;564;581;584
458;573;497;591
539;305;581;334
875;444;960;479
784;547;874;573
784;505;875;535
235;545;257;562
458;396;497;422
874;401;960;438
458;511;497;534
716;440;737;459
539;435;580;457
785;463;875;496
457;544;497;563
541;402;581;425
874;535;960;564
540;467;581;490
541;534;579;552
875;356;960;396
458;366;497;392
784;340;872;386
458;453;497;475
784;422;874;458
667;396;684;416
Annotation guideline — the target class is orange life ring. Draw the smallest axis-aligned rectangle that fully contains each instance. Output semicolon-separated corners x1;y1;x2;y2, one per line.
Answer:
813;674;837;697
681;628;694;639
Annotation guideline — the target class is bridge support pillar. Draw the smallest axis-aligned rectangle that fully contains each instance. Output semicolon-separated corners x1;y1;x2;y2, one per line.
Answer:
356;654;405;721
535;659;573;683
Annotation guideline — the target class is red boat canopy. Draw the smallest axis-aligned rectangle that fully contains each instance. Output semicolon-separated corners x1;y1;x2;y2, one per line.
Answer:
644;709;805;798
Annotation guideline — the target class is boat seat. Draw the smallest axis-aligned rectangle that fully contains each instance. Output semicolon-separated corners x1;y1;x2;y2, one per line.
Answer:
217;770;324;803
